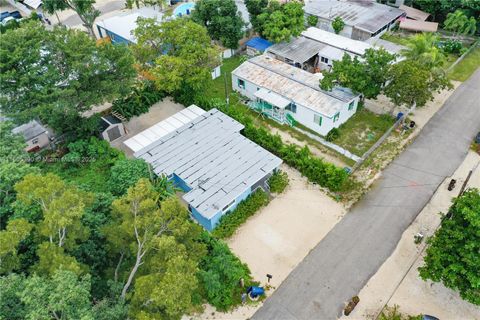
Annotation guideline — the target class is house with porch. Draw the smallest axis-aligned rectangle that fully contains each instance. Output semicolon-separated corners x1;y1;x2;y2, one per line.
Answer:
232;55;360;136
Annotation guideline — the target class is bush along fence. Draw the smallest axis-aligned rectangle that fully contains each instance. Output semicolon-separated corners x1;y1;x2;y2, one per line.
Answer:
197;98;349;193
112;80;165;120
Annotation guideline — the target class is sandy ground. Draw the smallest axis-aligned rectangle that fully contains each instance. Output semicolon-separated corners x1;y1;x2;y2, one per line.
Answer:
190;165;347;320
341;150;480;320
110;97;185;156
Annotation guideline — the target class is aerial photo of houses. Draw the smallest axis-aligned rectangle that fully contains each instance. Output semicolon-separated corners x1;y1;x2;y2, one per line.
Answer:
1;0;479;319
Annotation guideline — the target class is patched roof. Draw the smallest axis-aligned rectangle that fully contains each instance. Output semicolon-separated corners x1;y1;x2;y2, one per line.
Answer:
232;55;358;117
267;37;327;63
304;0;405;34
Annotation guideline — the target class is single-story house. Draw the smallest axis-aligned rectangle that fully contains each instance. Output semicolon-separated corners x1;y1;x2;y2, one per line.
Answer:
304;0;405;40
95;7;221;79
399;4;430;21
232;55;360;136
245;37;273;56
12;120;53;152
128;106;282;231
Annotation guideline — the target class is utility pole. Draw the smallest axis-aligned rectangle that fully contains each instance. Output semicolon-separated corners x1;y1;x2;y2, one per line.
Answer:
224;72;229;107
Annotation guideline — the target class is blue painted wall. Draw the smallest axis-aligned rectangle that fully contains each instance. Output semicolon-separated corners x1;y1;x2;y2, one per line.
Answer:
97;26;132;45
172;173;192;193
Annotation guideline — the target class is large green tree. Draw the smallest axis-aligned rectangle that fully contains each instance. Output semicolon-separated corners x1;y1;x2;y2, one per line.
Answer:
132;18;220;101
0;21;136;132
42;0;100;37
401;33;446;69
444;10;477;38
0;219;33;274
256;0;305;43
413;0;480;24
244;0;268;31
192;0;245;49
419;189;480;305
320;48;396;100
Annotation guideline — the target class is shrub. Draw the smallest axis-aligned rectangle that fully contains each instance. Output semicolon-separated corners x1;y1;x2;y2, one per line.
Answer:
63;137;124;167
268;170;289;193
212;189;270;239
326;128;340;142
108;159;151;196
332;16;345;34
441;39;463;55
307;15;318;27
198;232;254;311
112;81;165;120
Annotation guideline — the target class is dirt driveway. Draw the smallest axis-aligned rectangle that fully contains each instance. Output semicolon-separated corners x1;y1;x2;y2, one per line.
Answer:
110;97;185;156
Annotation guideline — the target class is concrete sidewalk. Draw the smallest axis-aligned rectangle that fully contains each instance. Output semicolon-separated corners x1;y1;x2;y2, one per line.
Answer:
253;70;480;320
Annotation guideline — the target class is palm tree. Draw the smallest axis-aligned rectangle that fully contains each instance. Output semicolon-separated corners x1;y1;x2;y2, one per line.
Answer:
401;33;445;69
462;17;477;36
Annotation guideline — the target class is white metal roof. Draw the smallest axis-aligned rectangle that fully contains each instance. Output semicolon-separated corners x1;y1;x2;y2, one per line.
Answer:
254;88;291;109
232;55;358;117
134;108;282;219
23;0;42;9
302;27;372;56
124;105;205;152
95;7;163;43
304;0;405;34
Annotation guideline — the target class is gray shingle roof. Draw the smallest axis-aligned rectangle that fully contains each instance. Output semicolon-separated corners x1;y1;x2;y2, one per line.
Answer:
12;120;48;141
267;37;327;64
135;108;282;219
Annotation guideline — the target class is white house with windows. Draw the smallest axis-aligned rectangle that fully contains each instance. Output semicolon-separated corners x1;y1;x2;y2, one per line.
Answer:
232;55;360;136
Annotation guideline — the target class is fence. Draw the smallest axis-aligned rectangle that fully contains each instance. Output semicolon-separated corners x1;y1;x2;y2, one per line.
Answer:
446;39;480;72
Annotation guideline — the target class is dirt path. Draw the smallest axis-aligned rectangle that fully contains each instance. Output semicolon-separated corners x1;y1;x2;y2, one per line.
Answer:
342;151;480;320
189;165;346;320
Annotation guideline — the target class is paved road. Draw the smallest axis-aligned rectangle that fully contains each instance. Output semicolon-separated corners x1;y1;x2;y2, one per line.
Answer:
253;70;480;320
61;0;125;27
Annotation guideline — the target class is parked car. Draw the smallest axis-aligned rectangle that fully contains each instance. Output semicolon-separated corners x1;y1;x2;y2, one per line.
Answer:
0;11;10;22
9;11;22;19
1;16;16;26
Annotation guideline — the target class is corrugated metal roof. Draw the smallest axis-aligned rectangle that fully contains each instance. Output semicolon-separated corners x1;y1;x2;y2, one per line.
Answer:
232;55;358;117
399;19;438;32
255;88;291;109
399;5;429;21
304;0;405;34
124;105;205;152
134;108;282;219
267;37;326;63
302;27;372;56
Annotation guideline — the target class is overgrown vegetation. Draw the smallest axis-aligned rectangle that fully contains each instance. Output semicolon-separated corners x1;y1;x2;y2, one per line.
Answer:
448;46;480;82
419;189;480;305
111;81;165;120
268;170;289;193
212;189;270;239
378;305;422;320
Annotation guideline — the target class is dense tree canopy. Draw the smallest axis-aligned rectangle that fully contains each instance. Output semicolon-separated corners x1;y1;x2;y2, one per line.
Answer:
419;189;480;305
413;0;480;24
250;0;305;43
0;21;136;132
133;18;220;101
43;0;100;37
444;10;477;37
244;0;268;31
192;0;245;49
320;48;396;100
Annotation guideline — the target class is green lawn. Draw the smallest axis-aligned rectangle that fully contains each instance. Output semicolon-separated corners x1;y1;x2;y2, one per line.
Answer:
448;46;480;82
331;108;395;156
204;55;244;101
380;32;411;46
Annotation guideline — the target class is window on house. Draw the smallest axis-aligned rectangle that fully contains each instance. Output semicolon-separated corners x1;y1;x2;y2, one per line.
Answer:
222;199;235;212
348;101;355;111
287;103;297;113
32;138;39;144
238;79;245;89
333;112;340;122
314;114;322;126
321;56;329;64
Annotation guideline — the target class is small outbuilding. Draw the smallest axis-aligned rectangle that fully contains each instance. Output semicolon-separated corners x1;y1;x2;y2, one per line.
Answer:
399;19;438;33
399;5;430;21
12;120;53;152
129;106;282;231
100;115;126;142
245;37;273;56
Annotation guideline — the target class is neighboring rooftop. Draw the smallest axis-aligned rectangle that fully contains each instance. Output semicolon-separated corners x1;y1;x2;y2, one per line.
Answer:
12;120;48;141
96;7;163;43
399;19;438;32
245;37;273;52
267;36;327;63
399;4;430;21
233;55;358;117
304;0;405;34
302;27;372;56
365;37;406;55
134;108;282;219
